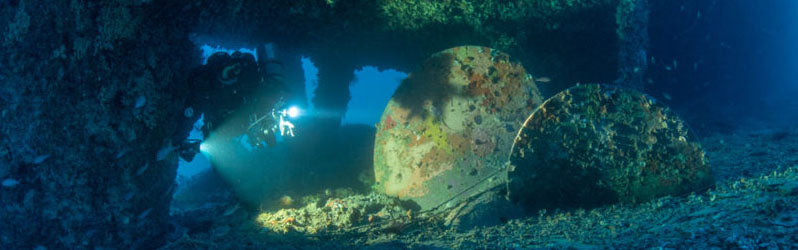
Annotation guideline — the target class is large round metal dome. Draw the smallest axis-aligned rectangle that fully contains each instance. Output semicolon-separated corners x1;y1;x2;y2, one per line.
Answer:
373;46;544;210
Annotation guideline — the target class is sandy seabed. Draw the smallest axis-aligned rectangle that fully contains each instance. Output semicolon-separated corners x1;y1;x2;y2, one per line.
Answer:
163;126;798;250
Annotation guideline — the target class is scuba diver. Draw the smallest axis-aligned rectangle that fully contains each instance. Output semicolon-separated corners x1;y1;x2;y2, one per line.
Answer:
176;44;298;162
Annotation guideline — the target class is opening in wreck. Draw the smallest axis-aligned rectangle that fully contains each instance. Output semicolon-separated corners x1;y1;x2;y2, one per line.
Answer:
172;42;406;217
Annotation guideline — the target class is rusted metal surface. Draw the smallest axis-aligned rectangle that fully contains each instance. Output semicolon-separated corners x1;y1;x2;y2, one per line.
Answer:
507;84;714;210
374;46;544;210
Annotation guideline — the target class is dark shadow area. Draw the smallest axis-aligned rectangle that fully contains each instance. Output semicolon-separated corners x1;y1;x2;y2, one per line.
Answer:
648;0;798;135
517;4;619;97
391;53;457;120
509;137;619;212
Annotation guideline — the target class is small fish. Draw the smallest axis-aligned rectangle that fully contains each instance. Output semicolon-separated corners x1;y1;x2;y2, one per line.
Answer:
2;178;19;187
136;163;149;176
138;208;152;220
693;62;699;71
165;183;176;195
664;66;672;71
124;192;135;201
23;190;36;206
116;149;129;159
535;77;551;83
663;93;672;100
33;154;50;164
223;203;240;216
673;60;678;69
135;96;146;109
157;145;177;161
720;42;730;49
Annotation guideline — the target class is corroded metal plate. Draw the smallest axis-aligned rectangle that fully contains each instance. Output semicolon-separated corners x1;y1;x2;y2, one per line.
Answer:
507;84;714;210
374;46;544;210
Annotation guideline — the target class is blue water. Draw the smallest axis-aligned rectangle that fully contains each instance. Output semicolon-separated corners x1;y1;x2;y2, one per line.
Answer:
177;46;406;180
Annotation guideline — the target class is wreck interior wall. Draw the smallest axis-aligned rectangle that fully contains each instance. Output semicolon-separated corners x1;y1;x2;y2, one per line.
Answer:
0;0;199;248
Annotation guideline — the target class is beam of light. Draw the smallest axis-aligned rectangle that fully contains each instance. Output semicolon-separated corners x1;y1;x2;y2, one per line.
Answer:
199;141;209;153
287;106;300;118
194;50;315;208
196;86;304;207
197;120;291;208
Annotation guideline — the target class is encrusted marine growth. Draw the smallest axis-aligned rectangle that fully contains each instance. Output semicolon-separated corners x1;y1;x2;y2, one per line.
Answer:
374;46;544;210
507;84;713;210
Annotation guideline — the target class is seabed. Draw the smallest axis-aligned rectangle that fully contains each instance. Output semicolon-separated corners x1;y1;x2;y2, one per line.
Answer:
166;126;798;249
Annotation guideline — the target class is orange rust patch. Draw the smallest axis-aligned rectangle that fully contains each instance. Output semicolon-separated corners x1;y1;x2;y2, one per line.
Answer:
467;76;491;96
389;106;411;123
407;134;428;148
384;115;397;130
446;133;470;154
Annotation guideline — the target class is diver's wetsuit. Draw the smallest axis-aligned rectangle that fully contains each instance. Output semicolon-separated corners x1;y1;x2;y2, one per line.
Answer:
191;51;261;139
181;45;288;160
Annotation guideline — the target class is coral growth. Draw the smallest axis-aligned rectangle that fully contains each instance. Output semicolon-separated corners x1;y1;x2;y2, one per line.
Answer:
0;0;197;248
508;84;714;210
256;192;413;234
